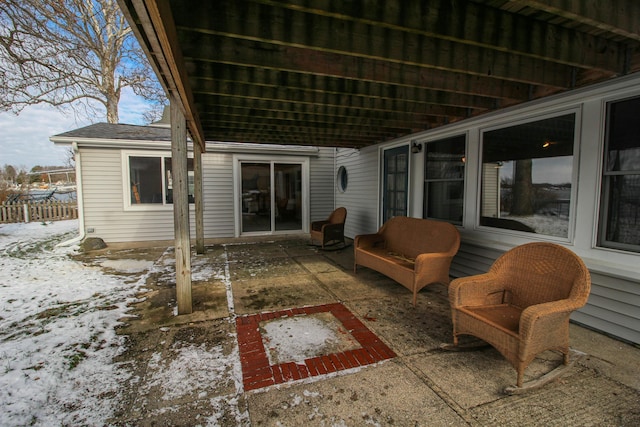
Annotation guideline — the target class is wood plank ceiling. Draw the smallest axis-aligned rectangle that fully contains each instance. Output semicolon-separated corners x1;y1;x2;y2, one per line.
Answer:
120;0;640;150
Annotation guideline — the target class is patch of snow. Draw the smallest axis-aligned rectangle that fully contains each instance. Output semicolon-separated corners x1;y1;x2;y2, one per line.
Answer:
0;220;144;426
100;258;155;273
501;213;569;237
262;316;338;364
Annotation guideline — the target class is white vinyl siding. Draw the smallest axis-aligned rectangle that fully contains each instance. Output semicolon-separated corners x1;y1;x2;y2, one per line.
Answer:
573;272;640;345
81;148;184;242
309;147;336;222
202;152;234;238
335;146;379;239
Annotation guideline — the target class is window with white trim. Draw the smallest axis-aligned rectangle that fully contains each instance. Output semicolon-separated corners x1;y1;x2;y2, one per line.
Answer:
423;134;466;224
598;96;640;253
127;154;194;206
479;113;576;238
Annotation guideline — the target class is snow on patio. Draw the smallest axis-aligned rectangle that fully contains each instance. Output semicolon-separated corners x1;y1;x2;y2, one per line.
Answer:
0;220;246;426
0;220;399;425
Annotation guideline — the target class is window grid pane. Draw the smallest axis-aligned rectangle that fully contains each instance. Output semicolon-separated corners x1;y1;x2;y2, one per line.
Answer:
599;96;640;252
424;134;466;224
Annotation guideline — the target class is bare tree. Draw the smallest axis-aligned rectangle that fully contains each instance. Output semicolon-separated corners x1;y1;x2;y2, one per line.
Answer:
2;164;17;183
0;0;165;123
511;159;534;216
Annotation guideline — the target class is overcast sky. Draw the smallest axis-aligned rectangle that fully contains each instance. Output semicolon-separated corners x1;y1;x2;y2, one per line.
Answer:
0;88;154;171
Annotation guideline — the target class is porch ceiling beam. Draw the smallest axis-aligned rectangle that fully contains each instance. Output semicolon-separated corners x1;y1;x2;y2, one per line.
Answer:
179;29;573;92
199;114;417;139
190;71;489;114
495;0;640;42
199;128;416;148
204;121;418;139
191;78;497;113
184;45;528;104
173;0;629;84
197;103;467;129
252;0;633;70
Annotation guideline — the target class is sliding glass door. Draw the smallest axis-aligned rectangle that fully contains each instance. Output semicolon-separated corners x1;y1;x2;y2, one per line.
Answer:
240;161;303;234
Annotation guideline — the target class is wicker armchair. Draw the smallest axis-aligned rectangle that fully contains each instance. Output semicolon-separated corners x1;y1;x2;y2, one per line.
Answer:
310;207;347;248
448;242;591;392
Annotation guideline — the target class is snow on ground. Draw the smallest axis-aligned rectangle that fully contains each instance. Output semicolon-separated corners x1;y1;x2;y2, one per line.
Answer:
501;213;569;237
262;316;338;364
0;220;139;425
0;220;371;426
0;220;240;426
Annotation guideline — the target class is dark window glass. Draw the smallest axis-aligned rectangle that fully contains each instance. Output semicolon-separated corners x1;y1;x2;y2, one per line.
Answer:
599;97;640;252
337;166;348;192
383;146;409;222
128;156;194;205
129;157;162;204
164;158;195;204
480;114;575;237
424;135;466;224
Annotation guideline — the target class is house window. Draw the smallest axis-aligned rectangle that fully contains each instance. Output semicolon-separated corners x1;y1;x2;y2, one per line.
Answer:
480;113;576;238
423;134;466;224
598;96;640;253
128;155;194;206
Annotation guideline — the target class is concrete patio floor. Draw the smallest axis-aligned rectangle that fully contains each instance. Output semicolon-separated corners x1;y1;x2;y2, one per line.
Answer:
80;236;640;426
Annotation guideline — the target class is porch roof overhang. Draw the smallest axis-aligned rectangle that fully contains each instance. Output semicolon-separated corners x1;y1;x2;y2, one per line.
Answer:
118;0;640;152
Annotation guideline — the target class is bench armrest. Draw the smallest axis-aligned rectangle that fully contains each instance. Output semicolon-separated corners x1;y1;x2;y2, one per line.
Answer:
354;233;385;249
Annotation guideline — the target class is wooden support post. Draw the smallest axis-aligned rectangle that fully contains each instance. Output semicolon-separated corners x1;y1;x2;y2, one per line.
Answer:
194;140;205;254
171;101;192;314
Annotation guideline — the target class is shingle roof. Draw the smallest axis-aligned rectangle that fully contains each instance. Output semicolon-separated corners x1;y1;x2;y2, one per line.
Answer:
52;123;170;141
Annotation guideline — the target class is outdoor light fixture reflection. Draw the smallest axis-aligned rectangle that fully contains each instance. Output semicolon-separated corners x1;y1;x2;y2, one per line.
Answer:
542;140;557;148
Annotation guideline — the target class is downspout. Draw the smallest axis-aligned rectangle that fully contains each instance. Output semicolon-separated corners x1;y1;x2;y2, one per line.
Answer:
56;142;86;247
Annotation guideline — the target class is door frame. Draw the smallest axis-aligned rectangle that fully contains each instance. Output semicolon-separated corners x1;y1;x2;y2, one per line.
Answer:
233;154;310;237
380;144;411;224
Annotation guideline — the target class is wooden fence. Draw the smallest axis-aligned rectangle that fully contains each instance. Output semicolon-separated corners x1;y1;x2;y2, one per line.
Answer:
0;200;78;223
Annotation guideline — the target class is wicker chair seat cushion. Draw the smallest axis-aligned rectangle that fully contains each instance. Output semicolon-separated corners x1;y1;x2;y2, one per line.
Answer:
460;304;522;336
364;247;415;269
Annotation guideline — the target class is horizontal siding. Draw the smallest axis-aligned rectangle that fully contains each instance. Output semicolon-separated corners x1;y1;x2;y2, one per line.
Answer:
81;149;162;242
572;311;640;345
573;272;640;344
202;152;235;238
81;148;334;242
81;148;194;243
450;242;503;278
335;147;379;238
309;147;335;222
